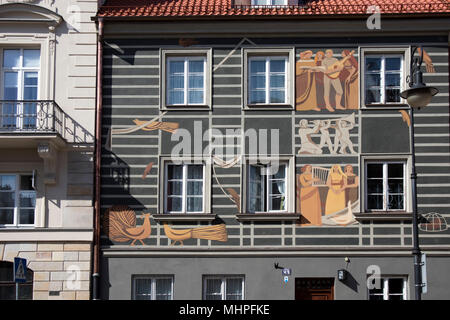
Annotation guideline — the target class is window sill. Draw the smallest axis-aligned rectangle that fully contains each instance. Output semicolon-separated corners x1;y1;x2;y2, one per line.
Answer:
161;105;211;111
245;104;293;111
236;213;301;222
362;104;409;110
152;214;217;222
354;212;412;221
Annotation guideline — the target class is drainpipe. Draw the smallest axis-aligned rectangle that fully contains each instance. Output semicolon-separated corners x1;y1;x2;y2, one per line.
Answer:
92;17;104;301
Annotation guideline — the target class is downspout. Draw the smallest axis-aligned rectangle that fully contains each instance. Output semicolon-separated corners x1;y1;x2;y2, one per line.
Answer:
92;17;104;301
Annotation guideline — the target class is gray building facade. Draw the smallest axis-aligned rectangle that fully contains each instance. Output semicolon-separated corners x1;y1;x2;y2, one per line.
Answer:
95;2;450;300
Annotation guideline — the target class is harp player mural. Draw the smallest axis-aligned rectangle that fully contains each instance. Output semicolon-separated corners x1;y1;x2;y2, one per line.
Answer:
297;164;359;227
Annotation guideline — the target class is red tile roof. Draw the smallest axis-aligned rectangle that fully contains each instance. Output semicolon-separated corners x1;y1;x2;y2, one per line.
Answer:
97;0;450;18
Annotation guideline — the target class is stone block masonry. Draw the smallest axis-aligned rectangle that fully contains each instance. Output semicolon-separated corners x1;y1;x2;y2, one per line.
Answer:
0;242;91;300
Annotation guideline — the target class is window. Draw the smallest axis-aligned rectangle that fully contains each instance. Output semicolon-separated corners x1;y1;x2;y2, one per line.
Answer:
247;162;287;213
364;53;404;105
203;276;244;300
365;162;406;211
161;49;212;109
248;56;287;105
368;277;407;300
0;174;36;226
132;276;173;300
165;163;205;213
251;0;287;6
0;261;33;300
167;56;206;105
1;49;40;129
243;48;294;109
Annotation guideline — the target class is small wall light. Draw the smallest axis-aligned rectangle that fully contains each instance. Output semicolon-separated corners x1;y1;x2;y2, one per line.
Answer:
338;269;348;281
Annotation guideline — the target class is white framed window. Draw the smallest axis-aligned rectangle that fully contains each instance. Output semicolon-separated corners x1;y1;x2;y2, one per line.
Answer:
360;47;410;108
251;0;287;6
203;276;244;300
132;276;173;300
368;277;408;300
1;48;40;129
161;49;212;109
165;163;205;214
247;162;288;213
0;174;36;226
364;54;403;105
365;161;406;212
243;48;294;109
248;56;287;105
166;56;206;105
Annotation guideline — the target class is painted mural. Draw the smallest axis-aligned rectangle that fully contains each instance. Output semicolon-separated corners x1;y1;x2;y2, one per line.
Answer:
298;113;356;155
103;114;231;246
296;49;359;111
163;223;228;246
297;164;359;227
102;205;152;246
419;212;448;232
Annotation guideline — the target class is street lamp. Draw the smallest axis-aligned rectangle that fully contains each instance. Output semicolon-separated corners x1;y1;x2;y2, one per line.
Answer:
400;46;439;301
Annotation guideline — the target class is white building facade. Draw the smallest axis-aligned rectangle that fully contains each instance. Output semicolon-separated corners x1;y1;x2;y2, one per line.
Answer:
0;0;98;300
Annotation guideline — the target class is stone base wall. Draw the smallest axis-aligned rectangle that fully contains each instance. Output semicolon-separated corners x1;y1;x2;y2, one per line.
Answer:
0;242;91;300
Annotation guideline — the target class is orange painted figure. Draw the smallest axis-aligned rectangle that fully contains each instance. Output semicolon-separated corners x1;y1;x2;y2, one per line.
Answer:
297;165;322;226
325;165;347;215
344;164;359;205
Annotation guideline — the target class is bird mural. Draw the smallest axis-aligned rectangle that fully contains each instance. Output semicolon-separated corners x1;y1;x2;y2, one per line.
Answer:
102;205;151;246
163;223;228;246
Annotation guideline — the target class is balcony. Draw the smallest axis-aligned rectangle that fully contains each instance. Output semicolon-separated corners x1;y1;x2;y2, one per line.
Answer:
0;100;67;148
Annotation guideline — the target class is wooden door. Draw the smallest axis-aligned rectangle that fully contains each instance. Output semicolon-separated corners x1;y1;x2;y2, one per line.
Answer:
295;278;334;300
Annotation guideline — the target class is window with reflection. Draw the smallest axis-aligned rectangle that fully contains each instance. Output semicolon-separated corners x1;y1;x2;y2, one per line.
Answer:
132;276;173;300
247;162;287;213
165;163;205;214
1;49;40;129
364;54;403;105
365;162;405;212
368;277;407;300
203;276;244;300
0;174;36;226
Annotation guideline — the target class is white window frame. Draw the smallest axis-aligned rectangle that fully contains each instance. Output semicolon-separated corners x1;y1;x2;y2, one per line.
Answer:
164;162;206;214
166;56;206;106
364;161;407;212
0;173;36;227
160;49;212;110
1;48;40;129
360;47;410;109
248;56;288;105
251;0;287;6
243;48;295;110
368;276;408;300
245;159;292;213
132;275;174;300
203;275;245;300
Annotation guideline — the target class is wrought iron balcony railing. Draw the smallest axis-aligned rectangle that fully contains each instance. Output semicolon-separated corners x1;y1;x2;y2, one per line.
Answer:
0;100;64;136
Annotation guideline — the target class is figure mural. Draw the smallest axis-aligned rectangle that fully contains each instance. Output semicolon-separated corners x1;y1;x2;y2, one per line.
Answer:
298;113;356;155
296;49;359;111
297;164;359;227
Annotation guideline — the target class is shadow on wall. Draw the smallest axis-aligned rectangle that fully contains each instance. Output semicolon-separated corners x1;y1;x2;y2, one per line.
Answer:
340;271;360;293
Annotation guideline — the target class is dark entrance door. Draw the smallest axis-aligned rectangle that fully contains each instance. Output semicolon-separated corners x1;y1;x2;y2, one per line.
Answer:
295;278;334;300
